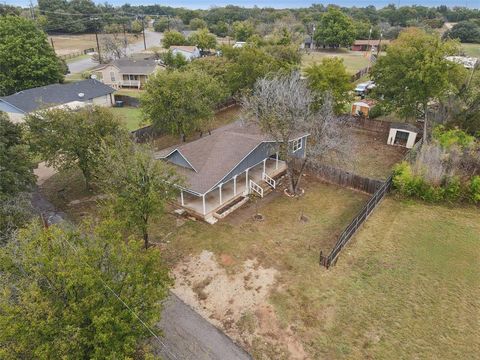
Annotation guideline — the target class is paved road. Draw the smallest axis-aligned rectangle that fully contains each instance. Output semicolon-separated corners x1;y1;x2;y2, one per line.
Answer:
30;186;251;360
156;294;252;360
67;30;163;75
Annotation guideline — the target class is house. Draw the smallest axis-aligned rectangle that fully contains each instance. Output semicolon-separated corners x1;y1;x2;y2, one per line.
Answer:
387;123;419;149
445;56;478;69
0;79;115;124
351;99;376;117
351;39;389;52
92;56;163;89
170;46;201;60
155;120;309;223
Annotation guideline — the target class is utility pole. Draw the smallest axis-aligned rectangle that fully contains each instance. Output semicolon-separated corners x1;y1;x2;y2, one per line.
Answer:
167;15;170;31
29;0;35;20
123;22;128;54
142;16;147;50
90;17;102;63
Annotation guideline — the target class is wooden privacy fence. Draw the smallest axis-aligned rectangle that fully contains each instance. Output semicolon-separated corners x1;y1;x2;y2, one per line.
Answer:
320;175;393;268
309;163;384;194
350;66;370;82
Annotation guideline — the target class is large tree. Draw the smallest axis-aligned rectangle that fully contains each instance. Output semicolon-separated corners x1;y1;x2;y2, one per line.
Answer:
314;7;356;48
444;21;480;44
26;106;127;189
97;141;181;248
0;113;36;199
162;30;187;48
0;112;35;242
188;28;217;53
372;28;464;138
142;69;225;141
0;219;171;359
305;57;353;114
0;16;64;96
243;72;351;195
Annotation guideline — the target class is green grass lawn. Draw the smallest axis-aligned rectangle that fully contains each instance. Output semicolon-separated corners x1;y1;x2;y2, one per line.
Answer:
302;49;371;74
298;198;480;359
158;190;480;359
462;43;480;58
110;107;145;131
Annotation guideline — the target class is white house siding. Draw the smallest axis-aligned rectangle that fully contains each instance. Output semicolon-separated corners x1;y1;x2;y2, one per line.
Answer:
91;94;112;107
5;112;25;124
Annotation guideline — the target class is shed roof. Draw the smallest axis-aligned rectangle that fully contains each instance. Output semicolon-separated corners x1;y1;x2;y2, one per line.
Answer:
390;122;419;133
0;79;115;113
155;120;308;194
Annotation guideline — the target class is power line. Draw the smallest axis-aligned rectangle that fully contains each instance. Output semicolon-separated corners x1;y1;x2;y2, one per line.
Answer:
39;217;179;360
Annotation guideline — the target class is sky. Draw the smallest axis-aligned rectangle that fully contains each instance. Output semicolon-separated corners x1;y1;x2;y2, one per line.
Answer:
4;0;479;9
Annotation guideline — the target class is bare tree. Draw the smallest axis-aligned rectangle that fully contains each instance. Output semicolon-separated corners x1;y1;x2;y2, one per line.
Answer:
242;72;352;195
92;33;127;63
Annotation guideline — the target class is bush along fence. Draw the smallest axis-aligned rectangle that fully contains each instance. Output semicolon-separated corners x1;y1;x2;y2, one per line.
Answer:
350;66;370;82
319;140;423;269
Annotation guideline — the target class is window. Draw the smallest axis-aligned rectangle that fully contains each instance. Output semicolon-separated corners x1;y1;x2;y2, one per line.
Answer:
292;138;302;152
110;71;116;82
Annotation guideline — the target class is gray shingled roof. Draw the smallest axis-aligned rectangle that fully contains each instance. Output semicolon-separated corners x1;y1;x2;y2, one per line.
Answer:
93;57;159;75
0;79;115;113
155;120;308;194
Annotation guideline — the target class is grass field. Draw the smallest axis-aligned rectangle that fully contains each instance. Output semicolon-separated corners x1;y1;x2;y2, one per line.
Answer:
159;191;480;359
49;33;140;56
110;107;145;131
302;49;371;74
303;199;480;359
462;43;480;58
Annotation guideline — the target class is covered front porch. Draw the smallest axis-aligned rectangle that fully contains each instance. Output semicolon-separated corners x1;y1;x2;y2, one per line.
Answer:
178;157;287;222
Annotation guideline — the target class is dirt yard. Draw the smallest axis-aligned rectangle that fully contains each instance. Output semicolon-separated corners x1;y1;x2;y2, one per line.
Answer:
49;33;140;56
321;127;408;180
155;177;369;359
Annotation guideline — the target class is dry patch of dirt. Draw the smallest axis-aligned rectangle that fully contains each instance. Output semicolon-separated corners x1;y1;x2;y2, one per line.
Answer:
172;250;308;359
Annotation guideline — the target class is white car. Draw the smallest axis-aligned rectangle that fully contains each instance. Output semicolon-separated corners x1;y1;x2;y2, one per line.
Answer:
355;81;376;95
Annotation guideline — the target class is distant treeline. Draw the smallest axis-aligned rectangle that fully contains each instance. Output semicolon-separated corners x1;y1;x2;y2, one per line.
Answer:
1;1;479;41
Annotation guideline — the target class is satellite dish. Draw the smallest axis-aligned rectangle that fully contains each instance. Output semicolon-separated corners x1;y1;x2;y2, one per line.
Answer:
90;74;97;80
78;93;85;98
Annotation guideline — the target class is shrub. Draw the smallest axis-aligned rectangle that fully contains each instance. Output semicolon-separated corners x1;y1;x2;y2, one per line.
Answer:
469;176;480;204
433;125;475;149
443;176;462;203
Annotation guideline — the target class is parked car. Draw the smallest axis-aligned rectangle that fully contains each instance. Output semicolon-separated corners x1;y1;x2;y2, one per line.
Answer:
355;81;376;96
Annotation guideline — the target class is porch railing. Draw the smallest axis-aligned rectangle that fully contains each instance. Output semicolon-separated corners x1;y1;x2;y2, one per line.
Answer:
249;180;263;197
262;172;276;189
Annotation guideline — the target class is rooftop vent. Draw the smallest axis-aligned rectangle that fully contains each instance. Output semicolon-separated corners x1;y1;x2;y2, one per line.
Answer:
78;93;85;98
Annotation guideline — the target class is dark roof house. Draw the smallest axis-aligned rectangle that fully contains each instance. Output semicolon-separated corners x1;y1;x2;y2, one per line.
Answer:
0;79;115;123
156;120;309;223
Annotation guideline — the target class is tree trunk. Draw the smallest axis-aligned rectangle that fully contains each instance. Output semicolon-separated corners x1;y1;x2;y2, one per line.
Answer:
423;103;428;143
292;158;308;194
143;230;149;249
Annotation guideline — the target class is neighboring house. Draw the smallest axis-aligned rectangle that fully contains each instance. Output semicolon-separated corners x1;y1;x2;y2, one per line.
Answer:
92;56;163;89
301;36;315;50
0;79;115;124
155;121;309;223
170;45;201;60
351;39;389;51
445;56;478;69
351;99;376;118
387;123;419;149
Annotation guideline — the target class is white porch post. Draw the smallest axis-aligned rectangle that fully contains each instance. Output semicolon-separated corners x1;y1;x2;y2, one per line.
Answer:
245;168;249;194
233;175;237;196
202;194;206;215
275;152;279;169
219;184;223;205
180;190;184;206
263;158;267;174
